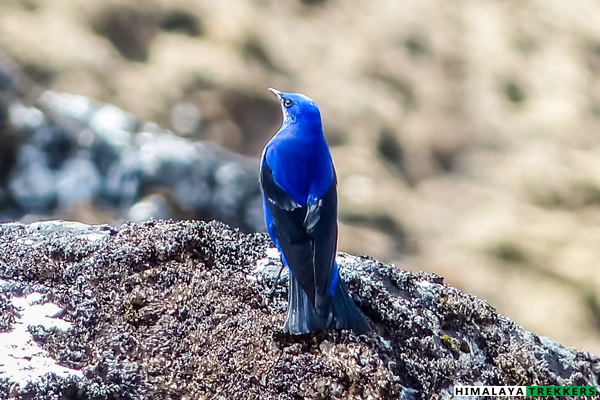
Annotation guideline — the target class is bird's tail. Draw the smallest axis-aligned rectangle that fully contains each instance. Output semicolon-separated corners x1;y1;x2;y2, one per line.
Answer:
283;270;370;335
284;272;331;335
330;276;370;334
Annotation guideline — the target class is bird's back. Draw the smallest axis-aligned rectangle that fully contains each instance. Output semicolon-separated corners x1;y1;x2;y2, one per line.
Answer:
263;127;334;207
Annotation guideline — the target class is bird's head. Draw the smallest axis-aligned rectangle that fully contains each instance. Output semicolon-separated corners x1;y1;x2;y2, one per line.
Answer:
269;88;322;126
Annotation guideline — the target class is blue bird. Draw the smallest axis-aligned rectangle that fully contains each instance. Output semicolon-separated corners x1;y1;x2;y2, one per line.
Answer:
260;88;369;335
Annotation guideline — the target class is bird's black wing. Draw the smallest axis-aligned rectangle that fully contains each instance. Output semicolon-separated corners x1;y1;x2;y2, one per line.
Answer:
260;160;337;312
304;178;338;312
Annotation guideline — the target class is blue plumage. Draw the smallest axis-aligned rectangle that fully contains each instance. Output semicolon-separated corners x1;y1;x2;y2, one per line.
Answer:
260;88;369;335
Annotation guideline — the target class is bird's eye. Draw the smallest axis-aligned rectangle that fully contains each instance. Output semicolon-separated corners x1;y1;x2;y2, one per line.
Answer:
283;99;293;108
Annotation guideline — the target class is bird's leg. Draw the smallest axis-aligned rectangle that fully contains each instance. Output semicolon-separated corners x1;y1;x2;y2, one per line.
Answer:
268;259;286;302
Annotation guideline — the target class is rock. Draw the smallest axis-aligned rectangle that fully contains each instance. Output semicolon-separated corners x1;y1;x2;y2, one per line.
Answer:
1;90;264;231
56;157;102;208
127;193;174;223
0;51;21;117
7;102;45;133
0;219;597;399
8;145;57;213
29;122;74;170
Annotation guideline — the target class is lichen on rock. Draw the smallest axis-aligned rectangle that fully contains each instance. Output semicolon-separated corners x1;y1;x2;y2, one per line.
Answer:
0;219;597;399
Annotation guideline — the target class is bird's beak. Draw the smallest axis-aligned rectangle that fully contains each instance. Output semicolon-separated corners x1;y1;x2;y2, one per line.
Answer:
268;88;282;99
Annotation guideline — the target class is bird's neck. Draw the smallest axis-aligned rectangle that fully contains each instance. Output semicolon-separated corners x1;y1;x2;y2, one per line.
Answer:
284;112;322;130
281;119;324;142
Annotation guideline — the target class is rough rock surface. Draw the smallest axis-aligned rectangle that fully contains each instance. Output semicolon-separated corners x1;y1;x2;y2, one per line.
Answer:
0;220;598;399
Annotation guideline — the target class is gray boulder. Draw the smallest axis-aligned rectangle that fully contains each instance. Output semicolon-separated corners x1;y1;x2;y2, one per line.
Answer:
0;220;598;399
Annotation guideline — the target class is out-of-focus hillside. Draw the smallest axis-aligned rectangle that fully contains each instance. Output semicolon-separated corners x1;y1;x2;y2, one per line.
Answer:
0;0;599;354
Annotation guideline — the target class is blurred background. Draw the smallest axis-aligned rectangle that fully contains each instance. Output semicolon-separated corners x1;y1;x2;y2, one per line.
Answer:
0;0;599;354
